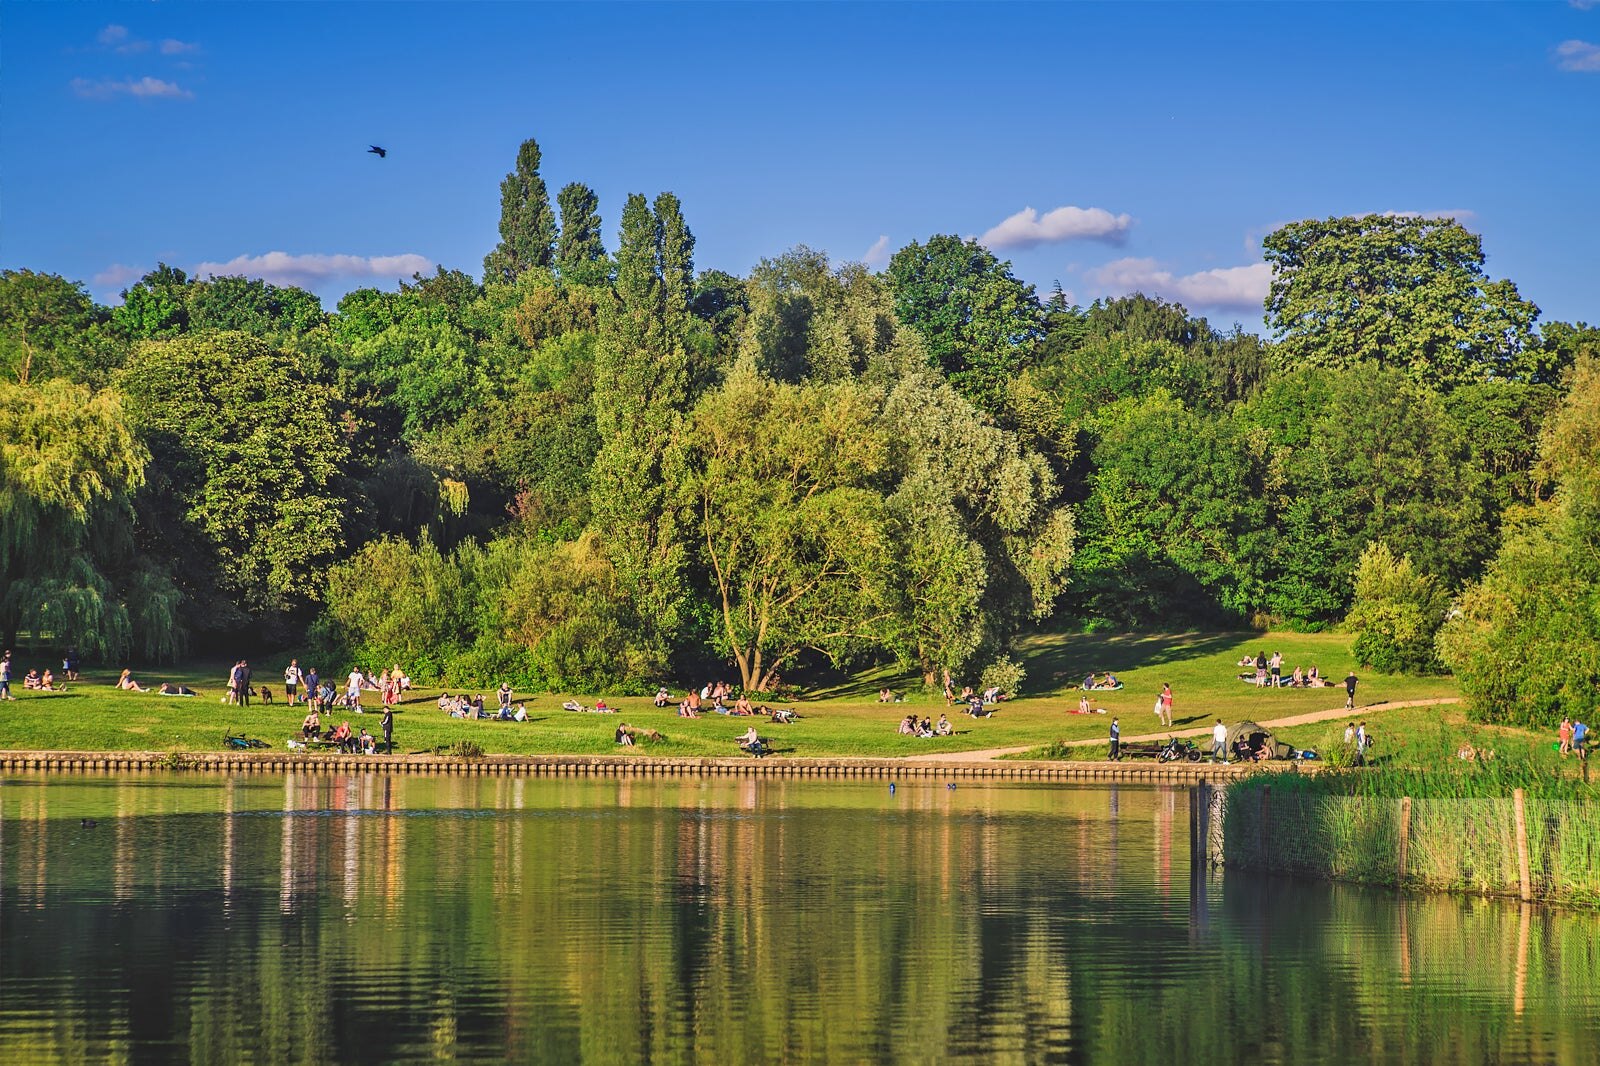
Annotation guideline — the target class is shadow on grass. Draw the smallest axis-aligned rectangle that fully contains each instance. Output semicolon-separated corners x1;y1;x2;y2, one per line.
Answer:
1017;630;1252;694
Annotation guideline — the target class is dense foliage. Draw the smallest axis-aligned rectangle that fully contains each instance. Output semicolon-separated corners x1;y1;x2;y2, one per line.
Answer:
3;144;1595;717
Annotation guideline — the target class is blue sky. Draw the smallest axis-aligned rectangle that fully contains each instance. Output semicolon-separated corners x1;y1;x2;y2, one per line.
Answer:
4;2;1597;330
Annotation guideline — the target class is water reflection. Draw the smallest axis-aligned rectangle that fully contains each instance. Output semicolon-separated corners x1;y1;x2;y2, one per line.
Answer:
2;774;1597;1064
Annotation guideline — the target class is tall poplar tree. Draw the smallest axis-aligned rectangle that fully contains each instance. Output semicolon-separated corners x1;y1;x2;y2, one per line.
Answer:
555;182;608;286
654;192;695;316
590;194;691;665
483;138;559;284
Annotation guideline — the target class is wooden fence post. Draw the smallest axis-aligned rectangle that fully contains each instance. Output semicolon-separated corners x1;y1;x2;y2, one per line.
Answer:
1397;796;1412;887
1513;787;1533;903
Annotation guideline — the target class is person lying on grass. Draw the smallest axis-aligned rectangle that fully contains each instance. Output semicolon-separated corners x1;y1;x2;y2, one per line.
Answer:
156;682;200;696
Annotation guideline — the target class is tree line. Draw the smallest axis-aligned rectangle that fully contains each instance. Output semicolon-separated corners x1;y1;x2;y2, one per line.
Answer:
2;138;1596;721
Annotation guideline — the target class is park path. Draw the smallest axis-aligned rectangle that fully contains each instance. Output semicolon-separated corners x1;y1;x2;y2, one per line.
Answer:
900;697;1462;763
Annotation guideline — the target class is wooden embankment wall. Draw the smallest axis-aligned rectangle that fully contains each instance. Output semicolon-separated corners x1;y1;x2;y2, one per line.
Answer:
0;750;1262;783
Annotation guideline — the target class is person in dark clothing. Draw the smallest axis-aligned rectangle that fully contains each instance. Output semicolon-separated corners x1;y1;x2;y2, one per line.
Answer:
1343;671;1358;711
1109;717;1121;761
380;706;394;755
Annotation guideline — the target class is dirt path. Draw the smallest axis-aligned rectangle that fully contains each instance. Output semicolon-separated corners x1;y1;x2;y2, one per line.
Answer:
901;697;1462;763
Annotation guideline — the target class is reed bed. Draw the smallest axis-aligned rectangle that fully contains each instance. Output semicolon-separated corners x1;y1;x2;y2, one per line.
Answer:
1222;747;1600;906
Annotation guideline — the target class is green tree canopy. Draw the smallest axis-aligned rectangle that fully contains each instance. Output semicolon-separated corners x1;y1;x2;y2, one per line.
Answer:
118;332;357;631
555;182;609;287
1263;214;1540;389
886;235;1044;411
1438;357;1600;725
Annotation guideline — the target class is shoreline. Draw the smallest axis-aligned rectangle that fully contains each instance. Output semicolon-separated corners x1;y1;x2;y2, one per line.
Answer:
0;749;1267;783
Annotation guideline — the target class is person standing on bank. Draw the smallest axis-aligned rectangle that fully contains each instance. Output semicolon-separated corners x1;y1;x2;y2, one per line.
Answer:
284;659;304;707
1160;683;1174;728
1213;719;1227;762
1344;671;1359;711
381;705;394;755
1109;717;1121;761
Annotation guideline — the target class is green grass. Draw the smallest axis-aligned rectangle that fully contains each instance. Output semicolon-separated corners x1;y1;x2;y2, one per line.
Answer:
0;630;1470;759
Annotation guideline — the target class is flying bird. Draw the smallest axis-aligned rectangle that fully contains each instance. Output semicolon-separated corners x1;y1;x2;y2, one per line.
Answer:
367;145;387;158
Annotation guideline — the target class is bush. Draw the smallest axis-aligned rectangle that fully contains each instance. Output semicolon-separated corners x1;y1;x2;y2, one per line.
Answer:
1346;542;1447;674
979;655;1027;698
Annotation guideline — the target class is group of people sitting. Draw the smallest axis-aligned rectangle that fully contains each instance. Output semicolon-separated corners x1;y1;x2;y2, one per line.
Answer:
668;687;769;718
1237;652;1334;688
440;690;528;721
296;710;377;753
22;668;66;691
897;713;954;738
1081;673;1121;691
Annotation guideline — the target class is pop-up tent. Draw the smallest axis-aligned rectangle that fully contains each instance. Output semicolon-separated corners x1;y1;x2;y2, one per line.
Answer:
1225;720;1289;760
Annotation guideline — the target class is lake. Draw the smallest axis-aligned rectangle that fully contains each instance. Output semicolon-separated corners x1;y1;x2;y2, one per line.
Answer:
2;773;1597;1064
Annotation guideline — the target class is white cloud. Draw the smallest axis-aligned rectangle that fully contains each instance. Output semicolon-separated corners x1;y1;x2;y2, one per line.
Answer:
1556;39;1600;71
862;235;891;269
192;251;433;289
93;264;146;291
1084;257;1271;312
72;76;193;100
979;205;1132;250
160;38;200;55
96;24;150;53
1572;1;1597;11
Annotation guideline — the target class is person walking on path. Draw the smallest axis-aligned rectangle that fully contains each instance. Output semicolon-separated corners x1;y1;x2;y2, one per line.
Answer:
1355;721;1370;766
1109;718;1121;761
0;650;12;701
1212;719;1227;763
1160;683;1174;728
284;659;304;707
381;706;394;755
1560;717;1574;756
1343;671;1359;710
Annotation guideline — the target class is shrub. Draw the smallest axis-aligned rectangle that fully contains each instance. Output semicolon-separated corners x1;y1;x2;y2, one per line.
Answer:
1346;542;1447;674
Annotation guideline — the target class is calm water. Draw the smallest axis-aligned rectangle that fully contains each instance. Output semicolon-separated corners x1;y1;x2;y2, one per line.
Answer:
2;774;1597;1065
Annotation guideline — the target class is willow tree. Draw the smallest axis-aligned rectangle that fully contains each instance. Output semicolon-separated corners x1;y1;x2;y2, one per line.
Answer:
686;369;893;691
0;379;180;658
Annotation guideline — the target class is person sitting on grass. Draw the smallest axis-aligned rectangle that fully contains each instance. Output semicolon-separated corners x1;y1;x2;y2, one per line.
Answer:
359;729;376;755
330;721;353;751
654;687;672;708
898;715;916;735
733;695;754;716
919;717;934;738
615;723;634;746
23;668;41;689
738;724;764;753
117;669;146;692
40;669;61;691
878;687;894;703
301;709;322;740
513;703;528;722
935;714;953;736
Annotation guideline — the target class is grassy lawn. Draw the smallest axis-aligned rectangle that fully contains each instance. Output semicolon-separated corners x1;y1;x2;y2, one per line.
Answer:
0;630;1488;760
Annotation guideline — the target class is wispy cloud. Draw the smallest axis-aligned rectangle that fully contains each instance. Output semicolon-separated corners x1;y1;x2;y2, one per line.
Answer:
97;24;150;54
1084;257;1271;313
192;251;433;289
862;235;891;269
160;38;200;56
71;76;193;100
1554;39;1600;72
1571;1;1597;11
980;205;1132;251
93;264;147;291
